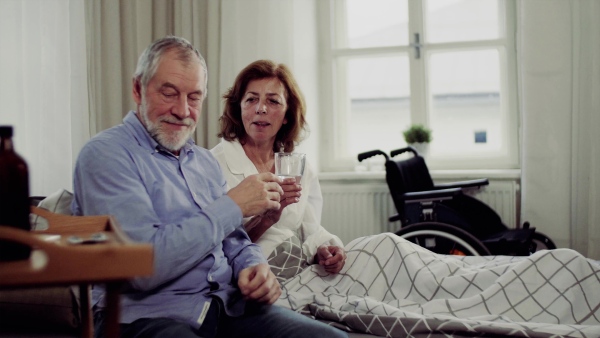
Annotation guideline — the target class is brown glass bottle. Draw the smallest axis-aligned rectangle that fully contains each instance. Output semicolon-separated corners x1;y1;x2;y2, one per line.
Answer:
0;125;31;261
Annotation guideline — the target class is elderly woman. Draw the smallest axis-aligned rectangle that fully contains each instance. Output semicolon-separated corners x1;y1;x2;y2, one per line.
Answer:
210;60;345;281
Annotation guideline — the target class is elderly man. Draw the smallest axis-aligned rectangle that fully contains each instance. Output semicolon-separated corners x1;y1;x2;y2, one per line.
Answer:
72;36;346;338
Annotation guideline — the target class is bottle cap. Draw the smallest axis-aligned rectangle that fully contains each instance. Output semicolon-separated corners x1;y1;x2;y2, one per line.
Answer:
0;126;13;137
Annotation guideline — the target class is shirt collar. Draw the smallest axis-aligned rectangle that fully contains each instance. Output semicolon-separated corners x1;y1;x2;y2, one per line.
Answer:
221;139;258;177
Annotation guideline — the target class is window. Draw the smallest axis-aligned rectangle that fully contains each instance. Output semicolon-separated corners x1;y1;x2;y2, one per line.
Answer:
319;0;518;171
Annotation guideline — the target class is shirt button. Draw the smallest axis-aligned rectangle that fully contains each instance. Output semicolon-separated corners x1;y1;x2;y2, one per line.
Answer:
208;275;213;281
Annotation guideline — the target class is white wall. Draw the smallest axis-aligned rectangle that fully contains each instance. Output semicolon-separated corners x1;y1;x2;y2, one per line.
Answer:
519;0;600;254
518;1;573;247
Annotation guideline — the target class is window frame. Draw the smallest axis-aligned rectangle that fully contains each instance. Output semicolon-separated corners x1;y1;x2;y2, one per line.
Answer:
317;0;519;172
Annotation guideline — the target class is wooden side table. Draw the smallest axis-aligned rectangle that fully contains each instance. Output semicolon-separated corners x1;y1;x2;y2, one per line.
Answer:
0;207;153;338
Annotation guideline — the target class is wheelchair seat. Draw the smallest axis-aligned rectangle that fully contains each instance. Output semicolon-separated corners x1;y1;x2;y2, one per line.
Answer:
358;147;556;256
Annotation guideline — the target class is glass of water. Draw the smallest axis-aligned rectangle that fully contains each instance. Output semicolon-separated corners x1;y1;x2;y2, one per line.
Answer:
275;152;306;183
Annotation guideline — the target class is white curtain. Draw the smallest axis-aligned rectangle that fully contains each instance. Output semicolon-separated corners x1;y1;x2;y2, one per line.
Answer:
520;0;600;258
0;0;89;196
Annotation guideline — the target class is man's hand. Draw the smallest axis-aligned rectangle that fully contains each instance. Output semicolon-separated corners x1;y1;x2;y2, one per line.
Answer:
237;263;281;304
227;173;284;217
315;245;346;274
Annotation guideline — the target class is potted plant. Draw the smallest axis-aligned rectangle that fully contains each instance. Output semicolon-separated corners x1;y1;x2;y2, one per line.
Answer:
403;124;432;157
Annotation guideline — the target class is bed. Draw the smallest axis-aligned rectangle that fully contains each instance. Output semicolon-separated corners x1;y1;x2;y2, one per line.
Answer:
276;233;600;338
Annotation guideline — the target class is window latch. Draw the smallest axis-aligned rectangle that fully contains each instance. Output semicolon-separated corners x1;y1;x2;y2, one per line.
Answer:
410;33;423;59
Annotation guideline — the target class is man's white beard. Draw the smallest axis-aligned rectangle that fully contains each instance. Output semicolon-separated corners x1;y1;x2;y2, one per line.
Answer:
139;98;196;153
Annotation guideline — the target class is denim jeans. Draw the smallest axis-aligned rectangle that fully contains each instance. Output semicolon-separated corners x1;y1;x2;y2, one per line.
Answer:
93;300;348;338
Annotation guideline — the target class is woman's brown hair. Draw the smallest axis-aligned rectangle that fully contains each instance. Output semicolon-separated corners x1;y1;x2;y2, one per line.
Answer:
218;60;307;152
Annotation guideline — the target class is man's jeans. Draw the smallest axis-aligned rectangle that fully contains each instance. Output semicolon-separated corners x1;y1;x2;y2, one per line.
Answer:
93;299;348;338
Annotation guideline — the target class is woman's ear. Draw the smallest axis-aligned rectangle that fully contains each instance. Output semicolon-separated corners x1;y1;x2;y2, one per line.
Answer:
283;110;290;125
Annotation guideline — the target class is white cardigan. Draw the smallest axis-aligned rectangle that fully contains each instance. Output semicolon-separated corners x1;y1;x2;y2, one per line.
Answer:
210;140;343;260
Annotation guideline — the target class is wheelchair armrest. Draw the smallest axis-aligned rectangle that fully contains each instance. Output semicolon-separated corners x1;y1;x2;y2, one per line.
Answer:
402;187;462;202
433;178;489;190
389;214;402;222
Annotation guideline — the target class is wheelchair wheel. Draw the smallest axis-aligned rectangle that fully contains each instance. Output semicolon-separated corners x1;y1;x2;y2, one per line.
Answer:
531;232;557;251
395;222;491;256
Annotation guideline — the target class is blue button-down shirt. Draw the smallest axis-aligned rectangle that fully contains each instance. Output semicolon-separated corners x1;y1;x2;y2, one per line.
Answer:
72;111;266;329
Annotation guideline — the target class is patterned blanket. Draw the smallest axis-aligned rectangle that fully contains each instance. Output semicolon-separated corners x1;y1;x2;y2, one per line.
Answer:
275;233;600;337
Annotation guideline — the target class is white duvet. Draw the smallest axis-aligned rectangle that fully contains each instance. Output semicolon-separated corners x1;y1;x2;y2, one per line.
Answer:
276;233;600;338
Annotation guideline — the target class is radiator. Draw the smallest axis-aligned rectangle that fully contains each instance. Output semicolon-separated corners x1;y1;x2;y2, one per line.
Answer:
320;179;520;245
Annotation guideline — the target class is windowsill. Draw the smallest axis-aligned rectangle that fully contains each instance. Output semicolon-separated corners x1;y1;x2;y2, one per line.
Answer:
319;169;521;182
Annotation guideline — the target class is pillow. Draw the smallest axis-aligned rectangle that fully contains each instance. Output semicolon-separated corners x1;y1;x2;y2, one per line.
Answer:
30;189;74;230
0;286;80;333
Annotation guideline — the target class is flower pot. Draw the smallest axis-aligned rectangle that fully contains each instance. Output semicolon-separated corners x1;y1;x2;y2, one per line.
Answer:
409;142;429;158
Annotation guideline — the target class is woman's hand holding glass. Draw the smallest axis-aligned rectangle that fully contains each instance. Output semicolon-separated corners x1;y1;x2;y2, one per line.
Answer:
262;177;301;224
262;151;306;223
244;176;302;241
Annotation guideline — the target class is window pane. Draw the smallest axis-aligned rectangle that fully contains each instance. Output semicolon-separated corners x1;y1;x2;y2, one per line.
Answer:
428;49;503;157
342;55;411;156
425;0;501;43
341;0;409;49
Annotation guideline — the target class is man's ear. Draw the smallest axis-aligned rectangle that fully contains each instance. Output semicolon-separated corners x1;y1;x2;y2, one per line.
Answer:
132;79;142;105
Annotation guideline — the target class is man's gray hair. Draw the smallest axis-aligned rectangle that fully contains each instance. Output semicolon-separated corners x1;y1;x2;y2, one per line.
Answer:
133;36;208;90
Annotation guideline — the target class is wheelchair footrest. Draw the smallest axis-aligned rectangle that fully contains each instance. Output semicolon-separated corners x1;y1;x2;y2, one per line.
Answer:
481;228;536;256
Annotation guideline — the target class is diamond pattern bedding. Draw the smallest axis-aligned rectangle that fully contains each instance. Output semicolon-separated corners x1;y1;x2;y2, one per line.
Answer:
267;235;310;283
275;233;600;337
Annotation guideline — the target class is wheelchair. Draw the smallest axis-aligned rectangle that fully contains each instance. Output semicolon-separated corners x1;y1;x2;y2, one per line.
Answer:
358;146;556;256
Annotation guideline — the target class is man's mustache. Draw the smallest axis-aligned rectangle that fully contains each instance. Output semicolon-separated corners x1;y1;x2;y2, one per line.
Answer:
160;117;195;127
